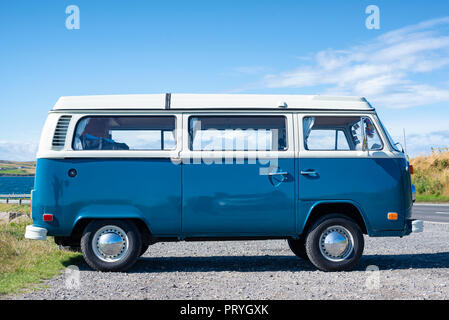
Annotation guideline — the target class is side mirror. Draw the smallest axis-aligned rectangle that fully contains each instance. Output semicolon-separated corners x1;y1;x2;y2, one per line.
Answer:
394;142;404;153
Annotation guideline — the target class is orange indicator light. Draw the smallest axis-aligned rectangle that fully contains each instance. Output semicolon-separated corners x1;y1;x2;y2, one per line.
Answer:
388;212;398;220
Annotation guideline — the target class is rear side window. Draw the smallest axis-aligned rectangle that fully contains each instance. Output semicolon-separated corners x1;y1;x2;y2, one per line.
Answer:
73;116;176;150
303;116;383;151
189;116;287;151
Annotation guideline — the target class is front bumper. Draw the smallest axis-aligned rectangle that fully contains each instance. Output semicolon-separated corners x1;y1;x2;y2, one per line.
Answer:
404;219;423;235
411;219;424;233
25;225;48;240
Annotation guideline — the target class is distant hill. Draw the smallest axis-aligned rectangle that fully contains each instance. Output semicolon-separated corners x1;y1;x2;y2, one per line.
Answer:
0;161;36;176
410;149;449;201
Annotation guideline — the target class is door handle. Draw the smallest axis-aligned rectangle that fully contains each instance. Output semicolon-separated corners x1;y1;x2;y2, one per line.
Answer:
268;171;289;176
267;168;289;187
300;170;318;177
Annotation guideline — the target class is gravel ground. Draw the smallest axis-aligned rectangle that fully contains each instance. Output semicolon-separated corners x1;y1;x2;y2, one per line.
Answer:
7;221;449;300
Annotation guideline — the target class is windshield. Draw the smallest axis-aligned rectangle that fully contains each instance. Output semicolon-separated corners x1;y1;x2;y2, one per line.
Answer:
376;116;402;152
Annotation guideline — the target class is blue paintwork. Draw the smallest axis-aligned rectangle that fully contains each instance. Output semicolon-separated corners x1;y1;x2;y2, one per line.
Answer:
182;158;295;236
297;155;412;236
31;158;181;236
31;153;412;238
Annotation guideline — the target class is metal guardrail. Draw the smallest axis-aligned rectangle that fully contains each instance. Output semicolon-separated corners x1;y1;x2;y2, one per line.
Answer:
0;194;31;205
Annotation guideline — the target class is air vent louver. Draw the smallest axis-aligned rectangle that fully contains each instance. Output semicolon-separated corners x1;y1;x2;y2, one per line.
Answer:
52;115;72;148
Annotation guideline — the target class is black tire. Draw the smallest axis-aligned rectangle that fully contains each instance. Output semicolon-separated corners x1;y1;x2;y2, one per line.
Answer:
305;214;364;272
81;220;142;272
287;238;308;260
140;243;150;256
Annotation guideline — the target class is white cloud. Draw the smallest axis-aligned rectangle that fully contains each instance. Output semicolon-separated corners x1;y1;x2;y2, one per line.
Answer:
0;141;38;161
402;130;449;157
264;17;449;108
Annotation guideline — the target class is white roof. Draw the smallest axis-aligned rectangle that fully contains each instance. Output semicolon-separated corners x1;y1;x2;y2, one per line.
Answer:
53;94;373;111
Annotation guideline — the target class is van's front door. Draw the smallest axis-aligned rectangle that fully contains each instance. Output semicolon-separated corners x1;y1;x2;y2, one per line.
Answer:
180;114;296;236
297;114;407;234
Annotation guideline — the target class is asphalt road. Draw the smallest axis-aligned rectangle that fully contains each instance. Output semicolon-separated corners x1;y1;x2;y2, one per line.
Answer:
412;203;449;223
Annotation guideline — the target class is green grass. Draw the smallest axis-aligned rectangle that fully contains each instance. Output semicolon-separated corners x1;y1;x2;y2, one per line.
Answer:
411;150;449;202
0;160;36;176
415;194;449;203
0;203;31;214
0;205;82;296
0;169;32;176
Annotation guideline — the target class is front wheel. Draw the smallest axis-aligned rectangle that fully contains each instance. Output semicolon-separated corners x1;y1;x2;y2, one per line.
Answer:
81;220;142;272
305;214;364;271
287;238;308;260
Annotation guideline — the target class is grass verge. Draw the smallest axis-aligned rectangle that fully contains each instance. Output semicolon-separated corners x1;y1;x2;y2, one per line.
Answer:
0;203;31;215
411;150;449;201
0;205;82;296
415;194;449;203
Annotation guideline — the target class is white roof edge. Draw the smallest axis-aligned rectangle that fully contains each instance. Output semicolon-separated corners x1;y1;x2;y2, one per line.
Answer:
52;93;373;111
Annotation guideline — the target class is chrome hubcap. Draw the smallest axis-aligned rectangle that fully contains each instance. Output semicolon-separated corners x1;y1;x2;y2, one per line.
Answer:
319;226;354;262
92;226;128;262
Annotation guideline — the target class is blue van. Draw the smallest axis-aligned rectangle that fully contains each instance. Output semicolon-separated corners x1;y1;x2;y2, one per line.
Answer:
25;94;422;272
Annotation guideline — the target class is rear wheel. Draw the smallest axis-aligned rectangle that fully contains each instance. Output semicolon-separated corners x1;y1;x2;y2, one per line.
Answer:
140;243;150;256
305;214;364;271
81;220;142;272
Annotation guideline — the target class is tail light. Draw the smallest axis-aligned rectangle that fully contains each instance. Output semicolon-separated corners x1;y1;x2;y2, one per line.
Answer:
409;164;414;174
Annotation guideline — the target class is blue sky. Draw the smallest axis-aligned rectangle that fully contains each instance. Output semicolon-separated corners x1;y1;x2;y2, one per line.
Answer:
1;0;448;160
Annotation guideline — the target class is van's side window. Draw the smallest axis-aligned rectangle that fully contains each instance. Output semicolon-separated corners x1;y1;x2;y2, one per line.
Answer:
73;116;176;151
303;116;383;151
189;116;287;151
358;117;383;151
307;129;350;150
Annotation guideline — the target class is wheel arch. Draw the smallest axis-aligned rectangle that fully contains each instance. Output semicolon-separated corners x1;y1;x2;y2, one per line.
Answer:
301;201;369;236
70;217;153;246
